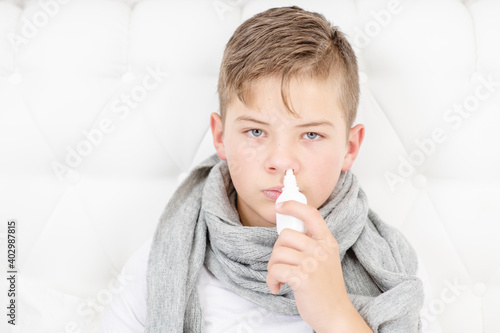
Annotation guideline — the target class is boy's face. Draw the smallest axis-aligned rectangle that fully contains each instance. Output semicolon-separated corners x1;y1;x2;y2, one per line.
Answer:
210;75;364;228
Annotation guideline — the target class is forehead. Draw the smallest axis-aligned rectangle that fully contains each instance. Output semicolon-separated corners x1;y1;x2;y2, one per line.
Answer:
226;75;344;125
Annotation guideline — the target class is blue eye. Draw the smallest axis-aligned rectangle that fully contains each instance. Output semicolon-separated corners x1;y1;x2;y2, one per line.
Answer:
249;129;263;137
304;132;319;140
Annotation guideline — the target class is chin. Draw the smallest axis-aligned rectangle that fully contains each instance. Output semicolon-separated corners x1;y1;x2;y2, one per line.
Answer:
264;213;277;227
250;210;274;227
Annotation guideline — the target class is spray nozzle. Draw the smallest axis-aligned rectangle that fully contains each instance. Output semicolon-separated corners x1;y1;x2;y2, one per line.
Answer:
283;168;298;189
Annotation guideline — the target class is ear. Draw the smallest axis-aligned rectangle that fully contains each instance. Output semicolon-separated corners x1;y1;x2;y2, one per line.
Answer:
341;124;365;171
210;112;227;161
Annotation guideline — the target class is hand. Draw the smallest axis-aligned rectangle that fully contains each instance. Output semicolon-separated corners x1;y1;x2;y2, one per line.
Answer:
267;200;372;333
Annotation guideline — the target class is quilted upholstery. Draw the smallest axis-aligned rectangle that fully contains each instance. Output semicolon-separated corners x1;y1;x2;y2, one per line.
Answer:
0;0;499;332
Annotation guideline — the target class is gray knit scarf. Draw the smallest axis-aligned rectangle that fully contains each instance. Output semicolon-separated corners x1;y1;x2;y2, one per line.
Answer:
145;153;424;332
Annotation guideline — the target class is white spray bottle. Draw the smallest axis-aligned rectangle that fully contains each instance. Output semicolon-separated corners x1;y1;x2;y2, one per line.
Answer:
276;169;307;234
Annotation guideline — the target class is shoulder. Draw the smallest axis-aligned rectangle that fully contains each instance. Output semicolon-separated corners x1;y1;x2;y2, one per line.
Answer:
98;238;152;332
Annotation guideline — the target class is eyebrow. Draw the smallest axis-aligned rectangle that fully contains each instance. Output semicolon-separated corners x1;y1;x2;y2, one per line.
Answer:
295;120;335;129
235;116;269;126
235;115;335;129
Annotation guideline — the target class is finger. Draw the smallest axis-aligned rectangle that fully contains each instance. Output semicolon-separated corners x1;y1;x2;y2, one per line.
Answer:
275;200;330;240
268;245;306;268
266;263;287;294
266;263;308;294
273;227;315;253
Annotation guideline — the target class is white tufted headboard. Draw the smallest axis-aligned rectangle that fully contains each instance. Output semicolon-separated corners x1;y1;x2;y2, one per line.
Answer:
0;0;499;332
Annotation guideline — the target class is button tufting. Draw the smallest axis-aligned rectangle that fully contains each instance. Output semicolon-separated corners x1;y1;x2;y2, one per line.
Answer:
9;72;22;85
473;282;486;297
121;71;136;84
411;174;427;189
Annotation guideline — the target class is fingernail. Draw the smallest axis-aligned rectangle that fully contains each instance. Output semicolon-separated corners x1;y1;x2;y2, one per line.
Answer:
275;201;283;209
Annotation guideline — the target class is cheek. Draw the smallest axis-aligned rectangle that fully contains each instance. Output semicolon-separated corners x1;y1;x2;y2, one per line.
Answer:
307;173;340;209
303;152;344;207
226;138;263;168
225;139;261;186
307;144;345;170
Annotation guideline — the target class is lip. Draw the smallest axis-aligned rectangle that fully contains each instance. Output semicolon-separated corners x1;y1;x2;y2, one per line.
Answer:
262;185;283;201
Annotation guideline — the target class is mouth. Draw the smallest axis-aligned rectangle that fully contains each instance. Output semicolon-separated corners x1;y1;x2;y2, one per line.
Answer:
262;185;283;201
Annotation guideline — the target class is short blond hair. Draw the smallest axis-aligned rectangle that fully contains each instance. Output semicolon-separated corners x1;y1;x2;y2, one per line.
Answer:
217;6;359;129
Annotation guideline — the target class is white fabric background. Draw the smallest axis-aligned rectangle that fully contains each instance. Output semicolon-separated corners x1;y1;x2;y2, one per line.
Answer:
0;0;499;332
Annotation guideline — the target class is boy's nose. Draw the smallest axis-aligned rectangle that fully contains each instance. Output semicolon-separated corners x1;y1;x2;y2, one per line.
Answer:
264;142;300;176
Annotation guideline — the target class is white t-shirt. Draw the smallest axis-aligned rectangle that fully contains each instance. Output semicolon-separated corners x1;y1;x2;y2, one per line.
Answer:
99;238;441;333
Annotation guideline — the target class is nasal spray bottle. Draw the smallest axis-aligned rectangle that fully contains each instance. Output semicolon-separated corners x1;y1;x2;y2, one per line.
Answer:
276;169;307;234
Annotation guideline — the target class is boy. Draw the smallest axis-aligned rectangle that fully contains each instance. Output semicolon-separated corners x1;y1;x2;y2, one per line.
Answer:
100;6;424;332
